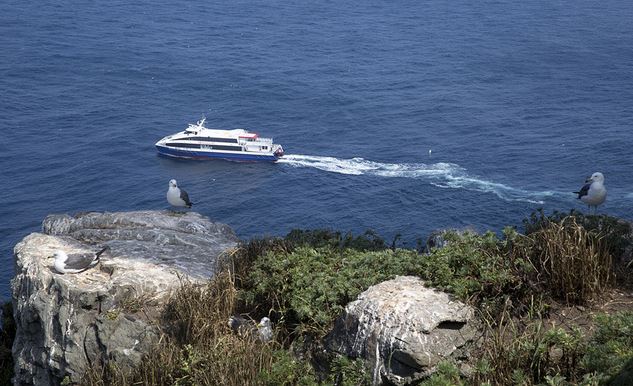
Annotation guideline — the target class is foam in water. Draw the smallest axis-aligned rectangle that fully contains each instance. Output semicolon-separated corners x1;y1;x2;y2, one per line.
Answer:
279;154;564;204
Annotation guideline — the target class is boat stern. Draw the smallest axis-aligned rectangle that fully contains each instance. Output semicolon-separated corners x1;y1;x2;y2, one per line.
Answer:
273;144;284;158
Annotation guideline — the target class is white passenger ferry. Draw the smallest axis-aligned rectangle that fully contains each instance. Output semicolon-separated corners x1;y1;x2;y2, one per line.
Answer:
155;119;284;162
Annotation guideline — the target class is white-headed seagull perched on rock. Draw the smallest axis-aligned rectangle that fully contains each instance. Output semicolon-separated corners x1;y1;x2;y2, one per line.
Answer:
574;172;607;213
167;179;193;209
52;246;109;274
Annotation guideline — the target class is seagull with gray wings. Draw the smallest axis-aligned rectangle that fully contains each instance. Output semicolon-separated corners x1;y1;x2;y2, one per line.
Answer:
52;246;109;274
228;315;273;342
574;172;607;213
167;179;193;209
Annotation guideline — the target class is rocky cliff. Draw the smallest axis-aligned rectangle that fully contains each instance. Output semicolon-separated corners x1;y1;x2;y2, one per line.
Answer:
11;210;238;385
326;276;479;385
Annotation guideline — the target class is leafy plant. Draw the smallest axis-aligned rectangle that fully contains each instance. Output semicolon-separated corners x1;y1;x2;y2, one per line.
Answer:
285;229;388;251
258;349;317;386
420;230;520;302
583;311;633;384
420;361;464;386
242;246;421;335
324;355;370;386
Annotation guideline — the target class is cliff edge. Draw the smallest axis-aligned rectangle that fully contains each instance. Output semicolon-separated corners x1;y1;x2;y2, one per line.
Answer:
11;210;238;385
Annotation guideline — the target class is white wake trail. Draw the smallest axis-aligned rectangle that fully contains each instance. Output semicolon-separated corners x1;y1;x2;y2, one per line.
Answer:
278;154;563;204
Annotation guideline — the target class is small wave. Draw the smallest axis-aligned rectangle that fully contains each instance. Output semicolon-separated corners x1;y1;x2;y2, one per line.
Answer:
279;154;561;204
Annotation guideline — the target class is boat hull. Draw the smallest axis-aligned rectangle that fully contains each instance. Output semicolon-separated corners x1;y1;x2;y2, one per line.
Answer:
156;145;280;162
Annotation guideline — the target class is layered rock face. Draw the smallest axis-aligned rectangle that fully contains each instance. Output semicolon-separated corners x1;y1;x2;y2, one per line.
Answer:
12;211;238;385
326;276;478;385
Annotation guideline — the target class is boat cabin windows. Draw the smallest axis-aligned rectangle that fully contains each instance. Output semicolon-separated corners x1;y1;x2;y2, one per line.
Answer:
183;136;238;143
166;142;201;149
166;143;242;152
213;145;242;151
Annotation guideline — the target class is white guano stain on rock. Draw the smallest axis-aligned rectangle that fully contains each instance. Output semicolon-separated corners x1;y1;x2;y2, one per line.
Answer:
326;276;479;385
11;210;238;386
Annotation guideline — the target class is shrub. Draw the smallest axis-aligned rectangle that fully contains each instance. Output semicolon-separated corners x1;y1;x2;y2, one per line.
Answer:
76;219;632;385
420;361;465;386
285;229;387;251
240;228;542;335
323;355;371;386
241;246;420;336
475;306;586;385
230;229;387;291
230;237;294;289
583;311;633;384
523;210;631;260
420;229;521;304
515;216;612;304
258;349;317;386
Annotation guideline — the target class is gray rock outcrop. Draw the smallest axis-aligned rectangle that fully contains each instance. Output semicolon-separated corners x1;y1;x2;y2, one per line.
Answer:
326;276;479;385
12;210;238;385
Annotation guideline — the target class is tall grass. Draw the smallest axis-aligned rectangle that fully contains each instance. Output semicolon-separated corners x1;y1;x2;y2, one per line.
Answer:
81;271;280;386
473;301;586;385
515;216;612;304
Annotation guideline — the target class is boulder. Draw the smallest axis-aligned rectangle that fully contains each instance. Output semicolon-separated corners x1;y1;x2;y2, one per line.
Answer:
325;276;479;385
11;210;238;385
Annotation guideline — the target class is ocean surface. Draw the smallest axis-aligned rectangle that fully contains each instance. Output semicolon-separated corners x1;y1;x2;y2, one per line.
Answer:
2;0;632;300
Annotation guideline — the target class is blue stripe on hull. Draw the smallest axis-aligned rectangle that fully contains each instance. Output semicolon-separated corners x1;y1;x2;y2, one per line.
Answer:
156;146;279;162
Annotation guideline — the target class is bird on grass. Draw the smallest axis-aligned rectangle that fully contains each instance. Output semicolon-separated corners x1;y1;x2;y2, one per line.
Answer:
167;179;193;209
52;246;109;274
574;172;607;214
228;315;273;342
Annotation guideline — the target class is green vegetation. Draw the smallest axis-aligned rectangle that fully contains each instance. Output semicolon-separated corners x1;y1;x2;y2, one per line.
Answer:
258;349;317;386
242;246;420;335
474;307;587;385
420;361;465;386
584;312;633;384
70;213;633;385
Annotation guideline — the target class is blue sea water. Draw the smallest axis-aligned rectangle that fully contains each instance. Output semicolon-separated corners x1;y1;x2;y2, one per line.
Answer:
2;0;632;300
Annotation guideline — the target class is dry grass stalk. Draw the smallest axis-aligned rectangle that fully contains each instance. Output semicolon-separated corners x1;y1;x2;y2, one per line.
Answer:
81;269;279;386
519;216;612;304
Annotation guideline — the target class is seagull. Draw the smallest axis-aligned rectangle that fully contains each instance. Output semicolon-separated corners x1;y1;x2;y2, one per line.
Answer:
52;246;109;274
574;172;607;213
167;179;193;209
228;316;273;342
